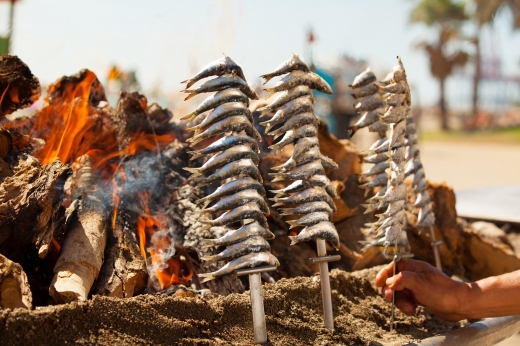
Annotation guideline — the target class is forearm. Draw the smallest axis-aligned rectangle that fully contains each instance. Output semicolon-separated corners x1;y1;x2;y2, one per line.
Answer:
459;270;520;319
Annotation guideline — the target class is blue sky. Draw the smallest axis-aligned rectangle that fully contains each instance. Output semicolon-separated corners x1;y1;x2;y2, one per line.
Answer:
2;0;520;108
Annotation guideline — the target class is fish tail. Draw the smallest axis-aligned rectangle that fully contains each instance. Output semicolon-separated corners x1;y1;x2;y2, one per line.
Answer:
257;106;271;118
288;236;299;246
272;202;284;207
279;208;293;216
187;134;204;146
270;165;285;172
362;203;375;214
375;85;384;93
198;272;216;283
181;78;196;89
183;89;198;101
180;112;197;122
347;126;358;138
183;167;201;180
286;220;298;229
200;255;216;264
260;74;274;85
199;238;217;247
198;199;211;209
188;151;203;161
185;124;201;133
199;209;212;218
271;130;283;140
264;88;276;99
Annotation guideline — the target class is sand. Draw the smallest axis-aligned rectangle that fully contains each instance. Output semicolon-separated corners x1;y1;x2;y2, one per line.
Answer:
0;267;464;346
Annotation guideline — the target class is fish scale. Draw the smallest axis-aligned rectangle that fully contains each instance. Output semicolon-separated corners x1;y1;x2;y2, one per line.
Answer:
181;57;279;284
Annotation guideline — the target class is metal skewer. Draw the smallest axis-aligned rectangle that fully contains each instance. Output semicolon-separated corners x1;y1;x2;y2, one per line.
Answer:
390;249;415;332
235;265;277;344
309;239;341;329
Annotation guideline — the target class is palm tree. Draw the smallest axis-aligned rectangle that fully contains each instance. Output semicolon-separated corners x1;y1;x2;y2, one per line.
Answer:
410;0;470;130
471;1;520;126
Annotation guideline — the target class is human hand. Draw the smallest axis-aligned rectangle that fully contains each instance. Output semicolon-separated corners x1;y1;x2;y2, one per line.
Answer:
375;259;468;321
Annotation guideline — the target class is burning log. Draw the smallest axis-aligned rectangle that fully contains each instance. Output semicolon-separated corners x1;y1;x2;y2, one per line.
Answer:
0;55;41;117
0;154;71;260
93;201;147;298
50;155;108;303
0;254;32;310
0;123;12;158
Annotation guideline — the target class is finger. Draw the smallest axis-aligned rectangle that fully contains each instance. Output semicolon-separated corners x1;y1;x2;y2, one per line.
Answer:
394;291;417;316
381;286;392;302
387;271;419;292
395;258;437;274
375;262;395;287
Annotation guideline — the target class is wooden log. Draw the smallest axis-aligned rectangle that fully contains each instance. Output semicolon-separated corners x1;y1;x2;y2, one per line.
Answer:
0;123;12;158
50;155;108;303
93;203;147;298
113;91;151;149
0;153;71;259
0;254;32;309
0;55;41;117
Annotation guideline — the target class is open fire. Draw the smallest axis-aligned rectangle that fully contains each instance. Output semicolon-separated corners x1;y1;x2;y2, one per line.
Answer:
4;60;194;303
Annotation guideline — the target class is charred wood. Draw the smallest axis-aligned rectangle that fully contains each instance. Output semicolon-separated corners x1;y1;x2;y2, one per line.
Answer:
0;55;41;117
0;154;71;259
94;202;147;298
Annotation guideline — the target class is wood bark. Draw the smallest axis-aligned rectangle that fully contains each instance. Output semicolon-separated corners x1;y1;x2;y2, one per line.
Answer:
93;203;147;298
0;254;32;309
0;55;41;117
0;153;71;259
50;155;108;303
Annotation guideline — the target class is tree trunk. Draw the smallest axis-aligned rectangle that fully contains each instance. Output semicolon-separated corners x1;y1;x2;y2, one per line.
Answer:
439;77;448;131
471;26;481;129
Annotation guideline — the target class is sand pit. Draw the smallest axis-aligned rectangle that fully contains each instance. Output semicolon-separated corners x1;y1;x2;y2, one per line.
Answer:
0;267;465;346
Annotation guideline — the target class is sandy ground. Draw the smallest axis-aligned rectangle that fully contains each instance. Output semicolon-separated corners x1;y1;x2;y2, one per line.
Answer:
353;129;520;345
0;267;466;346
419;141;520;191
354;128;520;191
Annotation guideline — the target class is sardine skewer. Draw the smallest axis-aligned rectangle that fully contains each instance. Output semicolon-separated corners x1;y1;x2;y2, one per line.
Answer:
260;55;339;330
181;57;278;344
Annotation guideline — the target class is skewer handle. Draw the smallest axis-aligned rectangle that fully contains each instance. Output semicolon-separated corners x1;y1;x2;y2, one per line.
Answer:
317;239;334;329
249;273;267;344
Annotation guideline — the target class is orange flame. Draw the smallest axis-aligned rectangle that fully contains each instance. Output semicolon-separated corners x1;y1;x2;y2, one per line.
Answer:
13;69;188;291
137;192;192;290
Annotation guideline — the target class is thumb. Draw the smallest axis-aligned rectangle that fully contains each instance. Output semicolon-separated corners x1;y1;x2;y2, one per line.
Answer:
386;271;419;292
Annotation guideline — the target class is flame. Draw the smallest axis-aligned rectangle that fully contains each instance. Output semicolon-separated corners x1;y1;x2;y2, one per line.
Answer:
12;69;188;292
136;192;193;290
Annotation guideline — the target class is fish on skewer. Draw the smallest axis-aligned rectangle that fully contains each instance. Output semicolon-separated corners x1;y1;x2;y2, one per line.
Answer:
181;55;247;88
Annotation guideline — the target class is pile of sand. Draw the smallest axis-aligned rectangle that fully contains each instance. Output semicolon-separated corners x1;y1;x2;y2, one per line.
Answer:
0;266;464;345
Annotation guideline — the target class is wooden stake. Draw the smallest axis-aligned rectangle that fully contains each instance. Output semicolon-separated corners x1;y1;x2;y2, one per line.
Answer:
236;265;277;344
429;226;443;271
316;239;334;329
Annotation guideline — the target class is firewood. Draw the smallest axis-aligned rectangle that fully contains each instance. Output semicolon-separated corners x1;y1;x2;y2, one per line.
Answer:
50;155;108;303
0;154;71;259
0;123;12;158
0;254;32;309
0;55;41;117
93;203;147;298
50;198;107;303
113;91;151;149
